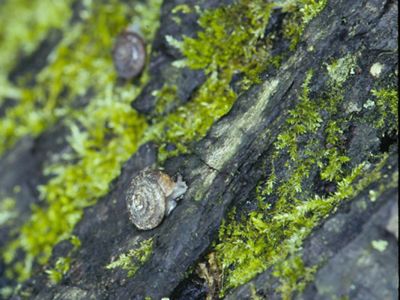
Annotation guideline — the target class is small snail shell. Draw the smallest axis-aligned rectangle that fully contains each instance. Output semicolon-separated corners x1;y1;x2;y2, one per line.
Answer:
112;31;146;79
126;169;187;230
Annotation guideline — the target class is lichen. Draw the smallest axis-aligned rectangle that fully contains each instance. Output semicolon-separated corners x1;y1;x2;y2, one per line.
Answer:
106;238;153;277
371;240;388;252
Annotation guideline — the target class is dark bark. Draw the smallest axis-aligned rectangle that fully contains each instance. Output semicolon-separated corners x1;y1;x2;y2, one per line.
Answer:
0;0;398;299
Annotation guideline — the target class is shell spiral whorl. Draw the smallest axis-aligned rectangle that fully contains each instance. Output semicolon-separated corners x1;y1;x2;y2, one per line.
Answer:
126;170;166;230
112;31;146;79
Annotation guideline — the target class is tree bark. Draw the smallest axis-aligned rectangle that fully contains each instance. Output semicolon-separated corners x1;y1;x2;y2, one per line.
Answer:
0;0;397;299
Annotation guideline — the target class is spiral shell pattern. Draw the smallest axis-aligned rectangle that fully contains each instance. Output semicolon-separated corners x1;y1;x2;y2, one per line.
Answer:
112;31;146;79
126;170;166;230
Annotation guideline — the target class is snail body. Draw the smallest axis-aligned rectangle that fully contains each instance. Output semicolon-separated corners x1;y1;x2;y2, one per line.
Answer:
126;169;187;230
112;31;146;79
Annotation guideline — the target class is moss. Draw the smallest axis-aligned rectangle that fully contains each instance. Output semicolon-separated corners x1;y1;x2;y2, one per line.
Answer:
151;0;326;163
0;0;73;103
371;88;398;131
171;4;192;24
0;197;17;227
0;0;131;155
168;1;274;81
153;84;178;115
213;52;396;296
106;238;153;277
154;0;276;162
45;235;81;284
171;4;192;15
281;0;328;50
46;257;71;285
2;0;162;282
0;0;340;286
272;256;318;300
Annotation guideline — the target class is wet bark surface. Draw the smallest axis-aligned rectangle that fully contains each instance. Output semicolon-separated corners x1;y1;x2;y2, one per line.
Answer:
0;0;398;299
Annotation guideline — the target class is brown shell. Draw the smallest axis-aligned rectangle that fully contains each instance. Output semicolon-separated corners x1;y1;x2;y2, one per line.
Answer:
125;169;167;230
112;31;146;79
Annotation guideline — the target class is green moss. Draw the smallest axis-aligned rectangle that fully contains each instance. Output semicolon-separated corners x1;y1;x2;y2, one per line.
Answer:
106;238;153;277
153;84;178;115
154;0;276;162
0;0;129;155
153;0;323;162
281;0;328;50
0;0;73;103
0;197;17;227
172;4;192;14
371;88;398;131
168;1;273;81
2;0;162;282
46;257;71;285
45;235;81;284
273;256;318;300
214;53;396;296
0;0;341;286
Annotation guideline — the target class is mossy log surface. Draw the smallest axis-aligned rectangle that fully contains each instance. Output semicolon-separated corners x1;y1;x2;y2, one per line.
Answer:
0;0;398;299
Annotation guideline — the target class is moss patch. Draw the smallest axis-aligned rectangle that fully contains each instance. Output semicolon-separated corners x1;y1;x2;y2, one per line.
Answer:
213;53;396;297
0;197;17;226
0;0;73;102
1;0;329;285
151;0;327;162
106;238;153;277
45;235;81;284
2;0;162;282
371;88;398;131
281;0;328;50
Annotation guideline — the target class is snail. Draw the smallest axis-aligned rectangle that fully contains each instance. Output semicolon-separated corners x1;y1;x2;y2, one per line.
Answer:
112;30;146;79
125;169;188;230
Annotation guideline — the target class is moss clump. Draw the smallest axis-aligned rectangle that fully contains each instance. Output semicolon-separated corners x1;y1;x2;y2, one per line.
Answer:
153;84;178;115
371;88;398;131
0;0;73;102
45;235;81;284
153;0;328;162
46;257;71;285
0;0;330;285
0;197;17;227
214;53;395;296
0;0;128;155
106;239;153;277
2;0;162;282
273;255;318;300
152;0;275;161
168;1;274;82
281;0;328;50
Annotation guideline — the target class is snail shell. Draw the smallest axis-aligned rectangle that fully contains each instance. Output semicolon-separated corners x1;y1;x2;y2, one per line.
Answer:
126;169;187;230
112;31;146;79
